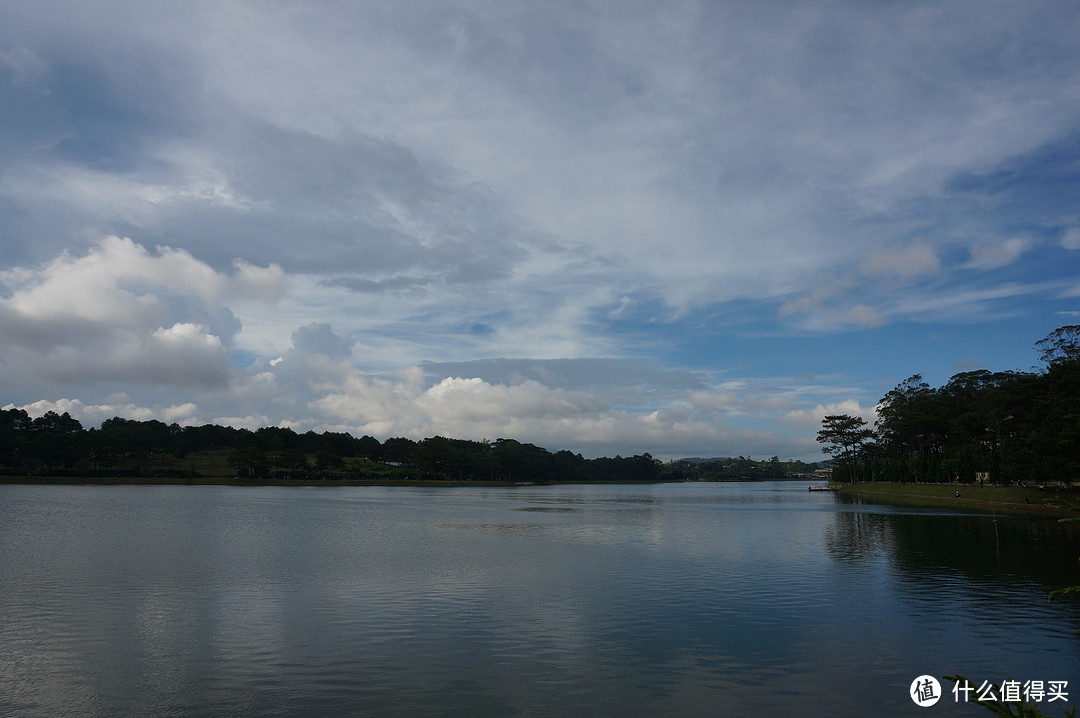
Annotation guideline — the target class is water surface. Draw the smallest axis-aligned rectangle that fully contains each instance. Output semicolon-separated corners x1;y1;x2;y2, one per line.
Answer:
1;481;1077;716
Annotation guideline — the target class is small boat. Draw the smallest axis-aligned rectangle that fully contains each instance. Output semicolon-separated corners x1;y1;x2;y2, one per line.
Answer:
808;485;839;492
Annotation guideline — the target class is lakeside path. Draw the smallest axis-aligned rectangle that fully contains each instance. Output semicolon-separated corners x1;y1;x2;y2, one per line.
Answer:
837;482;1080;518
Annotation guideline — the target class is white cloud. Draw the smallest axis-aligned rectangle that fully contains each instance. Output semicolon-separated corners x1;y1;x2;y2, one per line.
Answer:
685;390;740;414
889;281;1058;319
965;237;1030;269
289;322;353;360
1;322;227;389
844;305;886;329
4;0;1076;324
860;241;940;280
1063;227;1080;250
2;2;1079;460
12;397;199;427
782;400;878;431
10;339;882;459
0;236;282;390
778;284;886;331
0;236;283;322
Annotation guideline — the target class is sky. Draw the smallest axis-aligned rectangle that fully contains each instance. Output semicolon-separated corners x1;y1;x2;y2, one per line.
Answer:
1;0;1079;461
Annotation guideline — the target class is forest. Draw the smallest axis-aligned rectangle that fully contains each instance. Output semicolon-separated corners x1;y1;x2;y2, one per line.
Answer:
0;407;820;483
818;325;1080;485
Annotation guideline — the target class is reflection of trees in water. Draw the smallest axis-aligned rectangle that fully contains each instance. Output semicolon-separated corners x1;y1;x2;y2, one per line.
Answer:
826;495;1080;591
824;508;895;565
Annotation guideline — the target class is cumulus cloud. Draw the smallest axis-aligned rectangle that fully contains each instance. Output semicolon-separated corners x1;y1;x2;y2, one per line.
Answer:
421;358;708;400
10;341;877;459
308;369;732;458
12;321;230;388
0;236;283;320
12;397;199;427
289;322;353;360
0;236;282;391
312;371;605;438
253;358;849;458
782;400;879;431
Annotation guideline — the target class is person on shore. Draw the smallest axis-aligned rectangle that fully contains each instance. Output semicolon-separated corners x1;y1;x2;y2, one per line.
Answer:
955;490;962;498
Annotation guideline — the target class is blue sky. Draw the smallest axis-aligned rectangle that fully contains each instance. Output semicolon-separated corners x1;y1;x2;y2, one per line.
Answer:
1;0;1078;460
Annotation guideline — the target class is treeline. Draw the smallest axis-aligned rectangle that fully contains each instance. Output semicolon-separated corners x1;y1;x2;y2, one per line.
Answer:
665;455;822;481
0;412;670;482
818;325;1080;485
0;409;825;483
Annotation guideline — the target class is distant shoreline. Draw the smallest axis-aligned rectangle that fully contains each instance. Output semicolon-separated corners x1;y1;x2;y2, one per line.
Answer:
0;476;816;488
1;476;547;488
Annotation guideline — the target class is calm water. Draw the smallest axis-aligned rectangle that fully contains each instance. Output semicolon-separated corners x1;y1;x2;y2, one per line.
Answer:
1;481;1078;717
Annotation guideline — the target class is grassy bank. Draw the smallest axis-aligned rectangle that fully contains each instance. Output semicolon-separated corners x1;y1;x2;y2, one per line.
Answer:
837;481;1080;517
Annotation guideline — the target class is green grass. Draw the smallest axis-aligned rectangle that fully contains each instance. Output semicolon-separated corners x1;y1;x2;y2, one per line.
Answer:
838;481;1079;516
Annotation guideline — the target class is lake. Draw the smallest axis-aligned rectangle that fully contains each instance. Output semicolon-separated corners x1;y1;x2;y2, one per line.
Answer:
1;481;1078;717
